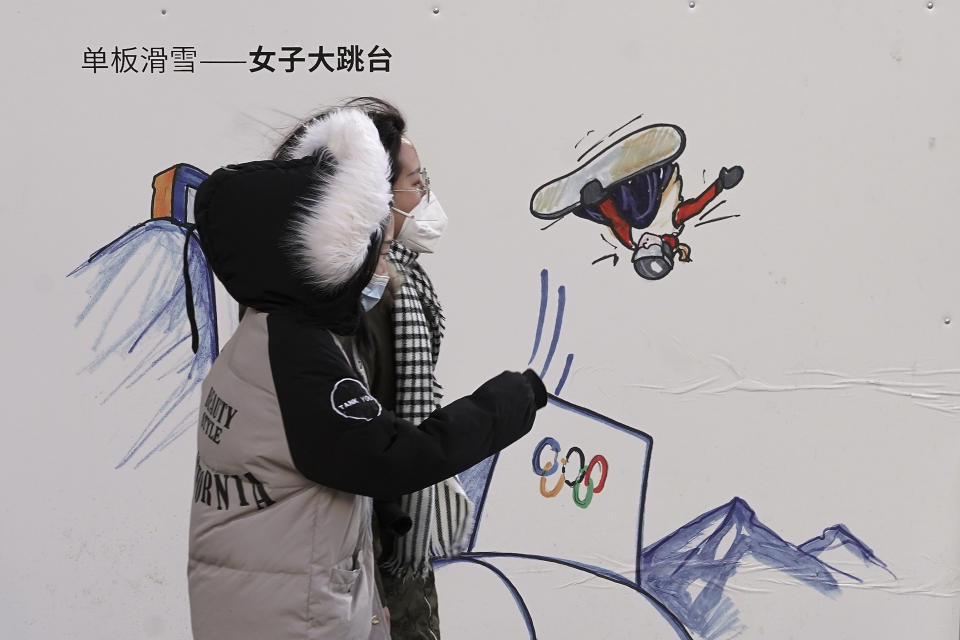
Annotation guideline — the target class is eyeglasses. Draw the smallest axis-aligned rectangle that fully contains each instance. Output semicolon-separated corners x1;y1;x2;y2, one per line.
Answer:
391;167;431;204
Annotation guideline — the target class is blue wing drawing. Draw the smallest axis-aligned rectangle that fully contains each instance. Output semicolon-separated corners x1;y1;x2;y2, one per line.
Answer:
70;164;222;469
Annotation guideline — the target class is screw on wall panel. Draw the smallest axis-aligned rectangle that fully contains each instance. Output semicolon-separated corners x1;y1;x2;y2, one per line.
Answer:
433;7;440;14
945;318;952;325
927;1;934;8
161;8;167;14
689;1;696;7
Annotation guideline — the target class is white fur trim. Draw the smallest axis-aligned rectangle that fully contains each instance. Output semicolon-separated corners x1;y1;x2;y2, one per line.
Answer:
287;109;392;289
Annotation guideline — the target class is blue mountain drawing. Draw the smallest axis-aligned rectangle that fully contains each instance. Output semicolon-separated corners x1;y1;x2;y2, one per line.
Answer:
799;524;897;584
640;497;880;640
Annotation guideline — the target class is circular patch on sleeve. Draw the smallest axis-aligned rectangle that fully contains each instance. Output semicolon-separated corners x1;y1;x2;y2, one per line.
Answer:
331;378;383;421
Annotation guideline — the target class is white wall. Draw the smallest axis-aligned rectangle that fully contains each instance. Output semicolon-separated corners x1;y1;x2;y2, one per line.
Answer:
1;1;957;638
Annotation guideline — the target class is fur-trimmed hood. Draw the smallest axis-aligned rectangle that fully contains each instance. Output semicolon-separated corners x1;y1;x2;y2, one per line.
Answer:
195;109;392;332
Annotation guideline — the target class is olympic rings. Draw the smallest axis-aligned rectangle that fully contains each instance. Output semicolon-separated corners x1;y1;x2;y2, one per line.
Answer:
572;477;595;509
539;463;565;497
532;437;609;509
584;455;608;493
564;447;586;487
532;437;561;476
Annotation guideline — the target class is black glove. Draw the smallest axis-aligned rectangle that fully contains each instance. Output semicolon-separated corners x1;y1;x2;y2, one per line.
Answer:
522;369;549;409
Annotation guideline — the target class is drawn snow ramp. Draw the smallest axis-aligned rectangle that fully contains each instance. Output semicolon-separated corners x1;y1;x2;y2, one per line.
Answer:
435;556;692;640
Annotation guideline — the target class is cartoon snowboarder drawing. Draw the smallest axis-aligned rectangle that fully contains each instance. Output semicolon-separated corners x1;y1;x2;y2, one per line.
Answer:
530;124;744;280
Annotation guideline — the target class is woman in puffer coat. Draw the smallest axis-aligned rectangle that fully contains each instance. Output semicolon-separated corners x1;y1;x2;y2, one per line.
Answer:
186;108;547;640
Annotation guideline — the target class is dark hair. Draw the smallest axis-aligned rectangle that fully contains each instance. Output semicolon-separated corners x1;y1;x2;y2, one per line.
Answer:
272;97;407;185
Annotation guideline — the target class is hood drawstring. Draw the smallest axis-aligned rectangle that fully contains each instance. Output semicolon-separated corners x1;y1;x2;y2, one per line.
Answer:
182;224;200;354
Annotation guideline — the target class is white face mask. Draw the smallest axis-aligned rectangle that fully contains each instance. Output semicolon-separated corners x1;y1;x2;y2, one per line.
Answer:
360;272;390;312
392;192;448;254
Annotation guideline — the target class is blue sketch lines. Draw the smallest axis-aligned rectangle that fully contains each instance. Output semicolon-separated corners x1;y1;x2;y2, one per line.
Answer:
527;268;549;365
69;164;227;469
462;268;575;507
527;268;575;395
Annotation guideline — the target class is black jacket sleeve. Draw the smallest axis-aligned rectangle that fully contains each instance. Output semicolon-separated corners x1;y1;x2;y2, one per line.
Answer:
268;314;547;499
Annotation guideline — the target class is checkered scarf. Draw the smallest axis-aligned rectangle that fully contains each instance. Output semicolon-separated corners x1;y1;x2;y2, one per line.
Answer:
381;242;475;579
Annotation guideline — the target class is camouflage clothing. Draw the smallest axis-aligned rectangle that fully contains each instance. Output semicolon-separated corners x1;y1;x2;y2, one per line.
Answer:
372;509;441;639
380;569;441;640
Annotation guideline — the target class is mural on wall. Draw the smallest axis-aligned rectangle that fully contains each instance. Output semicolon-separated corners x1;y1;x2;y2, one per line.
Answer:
68;164;233;469
530;118;745;280
441;269;896;640
66;161;897;639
